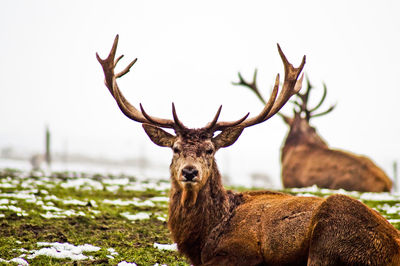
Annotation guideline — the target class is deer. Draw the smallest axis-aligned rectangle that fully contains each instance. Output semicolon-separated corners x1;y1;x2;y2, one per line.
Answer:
97;35;400;265
235;73;393;192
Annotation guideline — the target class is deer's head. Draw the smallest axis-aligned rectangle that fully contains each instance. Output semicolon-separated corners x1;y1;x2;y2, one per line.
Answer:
280;77;335;147
96;35;305;205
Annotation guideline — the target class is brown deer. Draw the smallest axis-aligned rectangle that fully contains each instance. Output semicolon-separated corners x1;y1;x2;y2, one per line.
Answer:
235;74;393;192
97;36;400;265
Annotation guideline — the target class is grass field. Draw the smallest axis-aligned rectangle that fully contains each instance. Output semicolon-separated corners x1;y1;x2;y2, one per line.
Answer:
0;168;399;265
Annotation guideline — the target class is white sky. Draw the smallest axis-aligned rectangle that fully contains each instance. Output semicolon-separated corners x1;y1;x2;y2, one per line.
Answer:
1;0;399;187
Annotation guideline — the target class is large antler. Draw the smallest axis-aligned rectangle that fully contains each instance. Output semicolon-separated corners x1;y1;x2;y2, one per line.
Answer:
96;35;250;133
96;35;183;130
97;36;305;135
231;44;305;128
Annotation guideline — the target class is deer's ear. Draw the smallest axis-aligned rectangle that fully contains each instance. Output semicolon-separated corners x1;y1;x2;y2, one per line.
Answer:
212;126;244;149
142;124;176;147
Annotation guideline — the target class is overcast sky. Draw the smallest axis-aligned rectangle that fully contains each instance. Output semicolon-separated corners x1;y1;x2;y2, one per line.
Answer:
1;0;399;187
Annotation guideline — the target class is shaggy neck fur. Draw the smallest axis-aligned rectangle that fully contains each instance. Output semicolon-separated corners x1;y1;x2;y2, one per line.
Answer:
281;121;328;162
168;160;230;265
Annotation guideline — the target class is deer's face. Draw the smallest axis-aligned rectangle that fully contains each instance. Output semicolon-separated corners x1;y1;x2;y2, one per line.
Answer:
142;123;244;205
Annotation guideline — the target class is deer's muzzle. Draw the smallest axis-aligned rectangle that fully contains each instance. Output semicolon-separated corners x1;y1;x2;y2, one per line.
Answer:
181;165;199;182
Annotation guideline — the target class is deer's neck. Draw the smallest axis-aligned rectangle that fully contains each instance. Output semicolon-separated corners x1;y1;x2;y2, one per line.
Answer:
281;128;328;161
168;161;231;264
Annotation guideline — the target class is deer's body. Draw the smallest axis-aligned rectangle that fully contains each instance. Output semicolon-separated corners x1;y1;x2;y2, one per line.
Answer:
278;85;392;192
236;75;392;192
168;155;400;265
282;137;392;192
97;36;400;265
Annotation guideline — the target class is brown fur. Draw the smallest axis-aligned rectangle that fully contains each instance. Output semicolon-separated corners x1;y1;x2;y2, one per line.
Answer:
97;38;399;265
281;113;393;192
144;125;400;265
236;72;393;192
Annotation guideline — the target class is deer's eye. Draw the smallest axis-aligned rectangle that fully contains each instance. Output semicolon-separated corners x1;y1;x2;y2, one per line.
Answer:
205;148;214;155
173;147;181;154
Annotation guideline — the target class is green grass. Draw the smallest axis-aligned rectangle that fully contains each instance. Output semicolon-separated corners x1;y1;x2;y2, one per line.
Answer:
0;168;399;265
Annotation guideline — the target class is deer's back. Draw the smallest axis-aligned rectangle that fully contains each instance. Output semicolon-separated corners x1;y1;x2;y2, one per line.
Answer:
201;192;400;265
202;192;324;265
282;144;392;192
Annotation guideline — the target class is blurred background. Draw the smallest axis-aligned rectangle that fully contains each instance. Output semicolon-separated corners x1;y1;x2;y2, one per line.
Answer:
0;0;399;189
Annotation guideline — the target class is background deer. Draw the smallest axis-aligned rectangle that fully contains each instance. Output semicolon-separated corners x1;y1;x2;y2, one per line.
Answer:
235;74;393;192
97;36;400;265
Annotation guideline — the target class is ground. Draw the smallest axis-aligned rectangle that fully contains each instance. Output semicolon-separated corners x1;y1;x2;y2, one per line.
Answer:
0;168;399;265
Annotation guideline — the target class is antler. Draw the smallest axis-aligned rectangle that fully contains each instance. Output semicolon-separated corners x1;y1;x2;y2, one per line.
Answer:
97;35;253;134
232;44;305;128
96;35;186;130
97;36;305;135
293;77;336;121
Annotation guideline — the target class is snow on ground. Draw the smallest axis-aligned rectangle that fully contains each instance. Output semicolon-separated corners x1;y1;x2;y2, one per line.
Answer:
27;242;101;260
0;257;29;265
0;242;130;265
153;243;178;251
121;211;151;220
118;262;137;266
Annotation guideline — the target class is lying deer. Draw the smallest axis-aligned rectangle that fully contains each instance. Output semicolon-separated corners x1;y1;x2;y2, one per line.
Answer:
235;74;393;192
97;36;400;265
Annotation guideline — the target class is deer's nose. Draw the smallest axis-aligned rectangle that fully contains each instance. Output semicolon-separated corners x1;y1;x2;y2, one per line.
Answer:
182;166;199;181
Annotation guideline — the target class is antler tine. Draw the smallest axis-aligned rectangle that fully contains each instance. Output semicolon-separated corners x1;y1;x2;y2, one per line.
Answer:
97;35;176;129
171;103;187;131
264;44;305;119
204;105;222;130
208;112;250;132
310;103;336;119
308;82;328;113
301;81;336;121
233;69;267;105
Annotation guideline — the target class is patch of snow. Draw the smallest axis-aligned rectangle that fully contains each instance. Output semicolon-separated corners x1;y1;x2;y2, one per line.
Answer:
28;242;100;261
121;212;150;220
0;199;9;205
107;248;119;256
288;185;320;193
377;203;400;214
62;199;88;206
40;189;49;194
103;178;129;185
157;216;166;222
295;193;319;198
153;242;177;251
103;198;155;207
105;185;120;192
89;200;98;207
359;192;400;202
118;261;137;266
41;205;63;211
61;178;103;190
123;181;170;192
10;258;29;265
0;192;36;200
149;196;169;203
40;209;86;219
44;195;61;201
0;205;28;216
0;182;15;188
